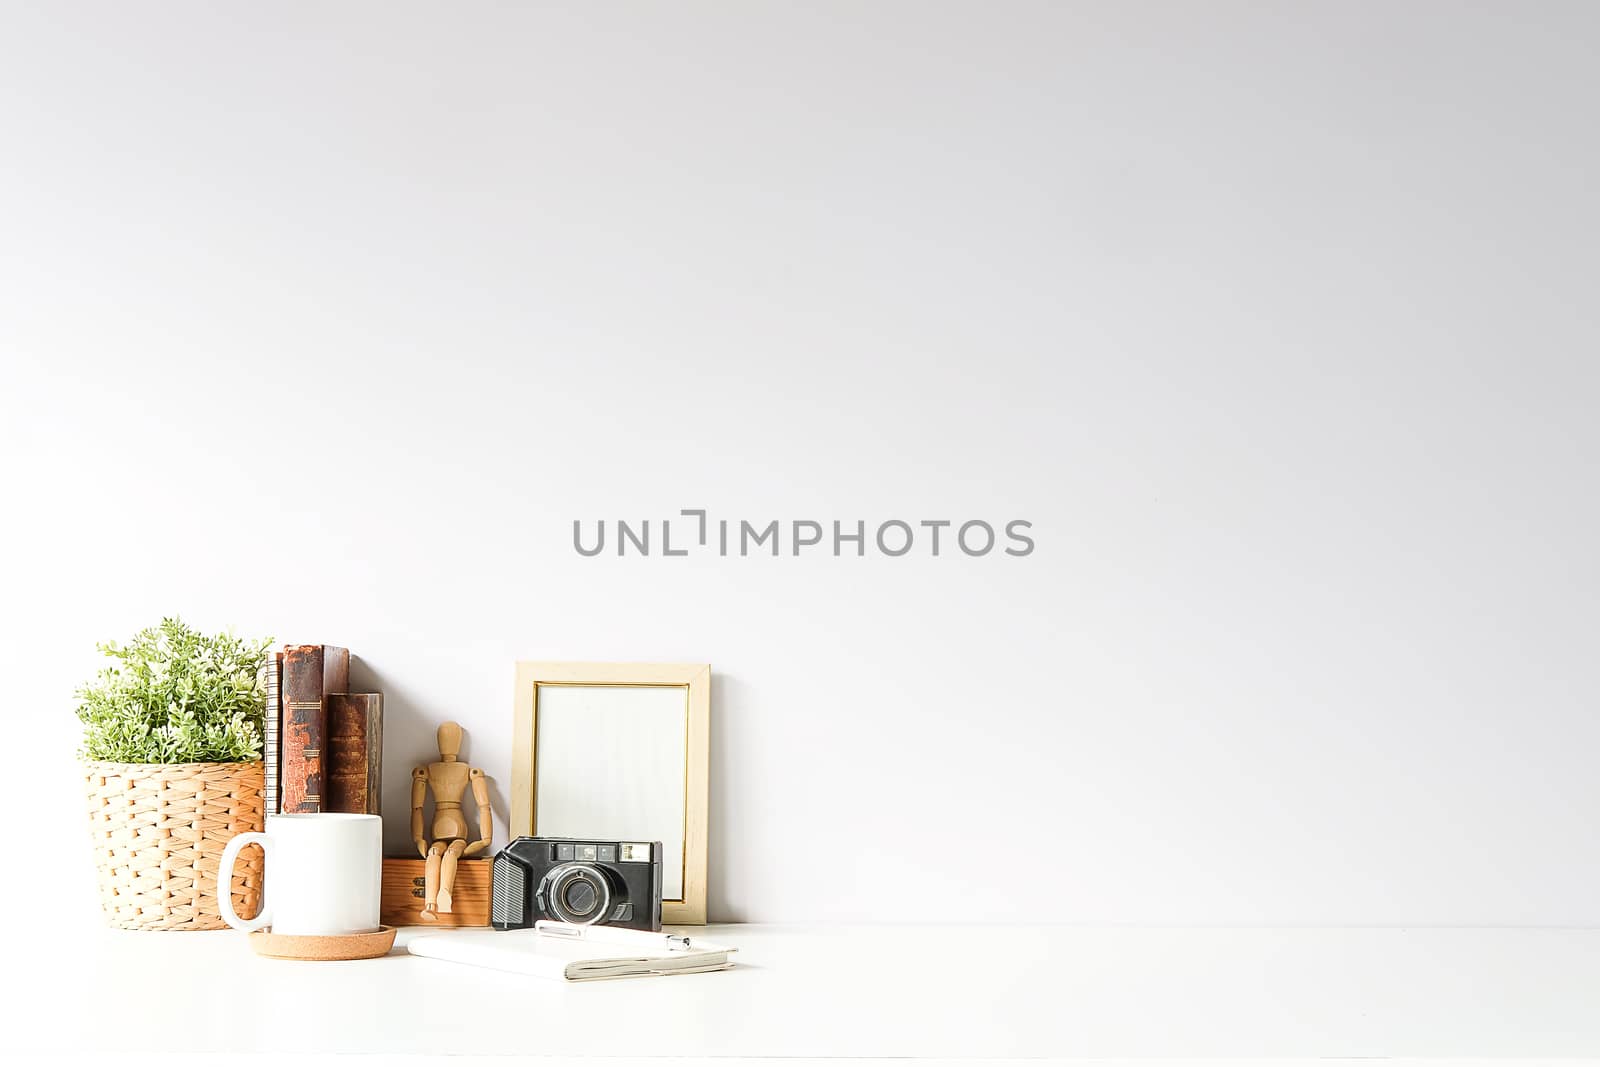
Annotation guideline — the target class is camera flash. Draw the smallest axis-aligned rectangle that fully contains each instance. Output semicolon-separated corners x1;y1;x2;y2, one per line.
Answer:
621;843;651;862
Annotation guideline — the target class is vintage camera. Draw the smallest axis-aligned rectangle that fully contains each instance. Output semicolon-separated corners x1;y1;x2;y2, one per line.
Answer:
491;836;663;931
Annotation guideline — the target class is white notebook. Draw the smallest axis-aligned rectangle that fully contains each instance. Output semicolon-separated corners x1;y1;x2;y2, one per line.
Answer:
407;921;736;982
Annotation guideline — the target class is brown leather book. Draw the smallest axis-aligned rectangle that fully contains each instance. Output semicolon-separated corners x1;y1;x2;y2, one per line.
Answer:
280;645;350;813
327;692;383;815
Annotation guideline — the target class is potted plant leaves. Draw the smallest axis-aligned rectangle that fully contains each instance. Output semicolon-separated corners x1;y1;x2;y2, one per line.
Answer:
78;618;271;930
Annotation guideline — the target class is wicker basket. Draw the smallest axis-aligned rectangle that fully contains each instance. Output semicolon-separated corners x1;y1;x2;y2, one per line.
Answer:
85;760;266;931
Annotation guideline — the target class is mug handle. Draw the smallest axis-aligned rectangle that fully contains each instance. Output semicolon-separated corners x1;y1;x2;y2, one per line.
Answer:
218;831;272;932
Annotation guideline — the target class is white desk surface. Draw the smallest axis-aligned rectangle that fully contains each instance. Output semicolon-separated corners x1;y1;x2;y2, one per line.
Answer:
20;923;1600;1060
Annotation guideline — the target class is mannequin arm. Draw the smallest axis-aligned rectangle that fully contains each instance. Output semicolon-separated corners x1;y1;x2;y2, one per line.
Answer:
463;768;492;856
411;767;429;857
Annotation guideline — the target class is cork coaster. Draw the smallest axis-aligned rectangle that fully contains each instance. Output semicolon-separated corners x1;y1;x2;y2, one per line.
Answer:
248;925;398;961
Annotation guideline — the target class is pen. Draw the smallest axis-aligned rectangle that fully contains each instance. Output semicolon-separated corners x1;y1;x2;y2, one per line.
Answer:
534;920;694;951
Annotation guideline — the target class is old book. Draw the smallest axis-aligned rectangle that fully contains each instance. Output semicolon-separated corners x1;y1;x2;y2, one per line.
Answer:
280;644;350;813
327;692;383;815
381;858;492;927
261;651;284;816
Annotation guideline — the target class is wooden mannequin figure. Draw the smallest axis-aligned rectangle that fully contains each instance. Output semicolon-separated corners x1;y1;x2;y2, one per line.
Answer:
411;721;491;920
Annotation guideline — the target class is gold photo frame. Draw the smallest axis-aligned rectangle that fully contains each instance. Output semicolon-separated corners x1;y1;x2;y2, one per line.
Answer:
511;661;710;925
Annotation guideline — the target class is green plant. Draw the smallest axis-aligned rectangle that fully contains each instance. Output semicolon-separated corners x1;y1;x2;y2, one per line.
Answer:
76;617;272;763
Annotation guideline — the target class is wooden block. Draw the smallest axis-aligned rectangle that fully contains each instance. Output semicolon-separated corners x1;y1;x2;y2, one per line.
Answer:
381;858;491;927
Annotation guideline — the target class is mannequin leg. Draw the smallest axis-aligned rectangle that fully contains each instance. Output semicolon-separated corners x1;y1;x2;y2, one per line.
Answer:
422;841;447;920
439;840;467;914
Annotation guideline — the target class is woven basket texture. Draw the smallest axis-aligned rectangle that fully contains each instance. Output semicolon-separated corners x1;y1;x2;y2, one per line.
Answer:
85;760;265;931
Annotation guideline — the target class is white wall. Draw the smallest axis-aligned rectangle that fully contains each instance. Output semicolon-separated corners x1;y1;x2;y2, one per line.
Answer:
4;1;1596;924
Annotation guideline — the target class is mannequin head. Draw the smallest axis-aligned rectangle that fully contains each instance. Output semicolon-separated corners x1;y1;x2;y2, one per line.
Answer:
437;721;463;762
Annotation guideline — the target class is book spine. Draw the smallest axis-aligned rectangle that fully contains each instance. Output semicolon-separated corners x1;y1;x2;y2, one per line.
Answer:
281;646;328;813
327;693;383;815
367;690;382;815
262;651;283;816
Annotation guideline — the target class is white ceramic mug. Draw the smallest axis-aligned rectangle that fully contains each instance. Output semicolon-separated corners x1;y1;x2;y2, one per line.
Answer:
218;813;382;935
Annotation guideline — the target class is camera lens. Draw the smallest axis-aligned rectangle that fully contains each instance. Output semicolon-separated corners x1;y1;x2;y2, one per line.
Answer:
563;879;598;916
541;862;613;926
